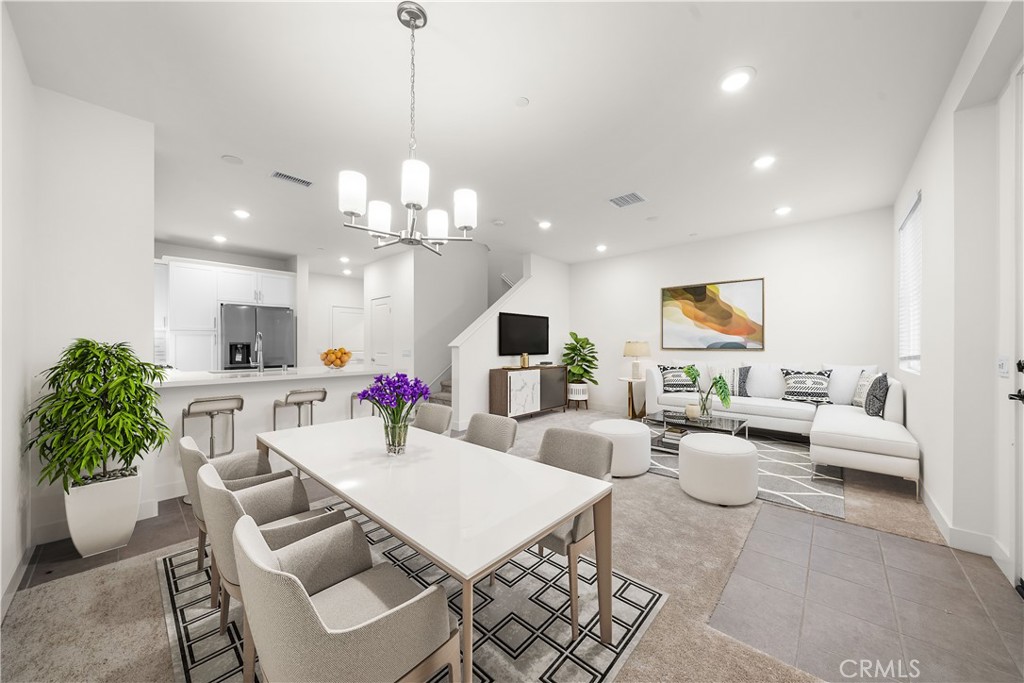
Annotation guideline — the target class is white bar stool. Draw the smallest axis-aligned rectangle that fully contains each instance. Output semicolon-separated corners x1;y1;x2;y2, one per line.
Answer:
273;388;327;430
350;391;378;418
181;395;244;504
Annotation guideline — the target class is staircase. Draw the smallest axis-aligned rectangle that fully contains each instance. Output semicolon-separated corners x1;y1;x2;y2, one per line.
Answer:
430;378;453;407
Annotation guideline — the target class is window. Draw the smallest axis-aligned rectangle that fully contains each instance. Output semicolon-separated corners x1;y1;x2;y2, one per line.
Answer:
898;193;922;373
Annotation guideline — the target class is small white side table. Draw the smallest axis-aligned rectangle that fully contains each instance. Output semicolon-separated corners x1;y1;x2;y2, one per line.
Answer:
618;376;646;419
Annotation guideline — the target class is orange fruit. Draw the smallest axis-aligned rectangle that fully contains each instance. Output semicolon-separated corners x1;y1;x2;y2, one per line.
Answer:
333;358;342;367
320;352;327;361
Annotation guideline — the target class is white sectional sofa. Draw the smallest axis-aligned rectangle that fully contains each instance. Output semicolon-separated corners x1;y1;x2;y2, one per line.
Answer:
644;362;921;497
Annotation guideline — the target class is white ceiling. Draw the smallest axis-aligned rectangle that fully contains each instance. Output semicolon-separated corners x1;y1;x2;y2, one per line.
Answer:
8;1;981;275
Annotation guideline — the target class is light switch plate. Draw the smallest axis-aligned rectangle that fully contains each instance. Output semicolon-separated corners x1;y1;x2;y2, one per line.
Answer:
997;356;1010;378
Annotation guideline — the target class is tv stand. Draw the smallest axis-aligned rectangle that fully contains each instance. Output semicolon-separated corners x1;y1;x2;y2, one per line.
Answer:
489;365;567;418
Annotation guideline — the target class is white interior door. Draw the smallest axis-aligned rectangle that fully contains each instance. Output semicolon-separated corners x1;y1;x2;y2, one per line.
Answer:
331;306;365;362
370;296;393;371
1016;67;1024;587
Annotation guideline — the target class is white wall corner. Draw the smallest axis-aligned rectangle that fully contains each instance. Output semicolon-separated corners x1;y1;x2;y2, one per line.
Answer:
922;484;952;544
1;544;33;621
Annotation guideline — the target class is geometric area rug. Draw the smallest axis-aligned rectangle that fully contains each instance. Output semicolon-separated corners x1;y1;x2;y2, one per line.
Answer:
649;436;846;519
159;502;667;683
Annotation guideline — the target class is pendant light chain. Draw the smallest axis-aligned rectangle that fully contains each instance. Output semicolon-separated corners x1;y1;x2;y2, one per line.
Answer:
409;24;417;159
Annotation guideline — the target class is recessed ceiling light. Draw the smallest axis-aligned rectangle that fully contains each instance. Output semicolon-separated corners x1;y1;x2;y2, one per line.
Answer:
342;269;352;276
596;244;608;253
538;220;552;229
753;155;776;170
774;206;792;216
213;235;227;243
720;66;756;93
233;209;250;219
515;97;530;108
689;232;698;237
491;219;506;227
339;256;350;263
221;154;243;165
646;216;659;222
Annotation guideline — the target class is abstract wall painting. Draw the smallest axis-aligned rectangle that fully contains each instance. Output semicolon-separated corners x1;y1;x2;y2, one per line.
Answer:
661;278;764;350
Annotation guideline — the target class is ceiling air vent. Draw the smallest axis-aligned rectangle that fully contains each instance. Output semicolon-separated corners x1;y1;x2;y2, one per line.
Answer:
608;192;646;208
270;171;313;188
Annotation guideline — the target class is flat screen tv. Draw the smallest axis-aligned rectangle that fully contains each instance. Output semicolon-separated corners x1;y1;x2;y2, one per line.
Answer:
498;312;549;356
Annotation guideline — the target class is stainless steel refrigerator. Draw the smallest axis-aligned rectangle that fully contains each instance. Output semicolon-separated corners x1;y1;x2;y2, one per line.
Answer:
220;304;296;369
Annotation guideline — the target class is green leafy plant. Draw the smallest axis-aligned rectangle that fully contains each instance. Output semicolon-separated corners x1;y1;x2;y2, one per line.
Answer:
682;365;732;415
25;339;170;492
561;332;599;385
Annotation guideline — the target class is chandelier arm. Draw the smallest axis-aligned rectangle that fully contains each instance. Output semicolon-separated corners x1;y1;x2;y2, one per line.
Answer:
420;242;443;256
373;238;403;250
343;222;402;239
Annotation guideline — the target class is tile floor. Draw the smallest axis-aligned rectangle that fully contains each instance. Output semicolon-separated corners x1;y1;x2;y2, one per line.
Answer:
710;504;1024;683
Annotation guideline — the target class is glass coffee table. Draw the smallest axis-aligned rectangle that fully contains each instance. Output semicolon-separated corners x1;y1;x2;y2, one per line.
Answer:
642;410;749;454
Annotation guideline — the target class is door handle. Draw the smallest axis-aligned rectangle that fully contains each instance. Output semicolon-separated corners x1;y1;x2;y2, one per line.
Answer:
1009;390;1024;403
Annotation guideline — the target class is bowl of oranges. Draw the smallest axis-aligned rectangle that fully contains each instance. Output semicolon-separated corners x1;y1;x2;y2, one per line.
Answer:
321;347;353;369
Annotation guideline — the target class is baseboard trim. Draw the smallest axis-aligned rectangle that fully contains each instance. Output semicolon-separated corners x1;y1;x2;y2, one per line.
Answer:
921;486;952;544
2;545;34;621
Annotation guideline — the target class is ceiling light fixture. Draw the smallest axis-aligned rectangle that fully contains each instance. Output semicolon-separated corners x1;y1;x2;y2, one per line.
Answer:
342;269;353;276
596;244;608;253
213;235;227;243
339;256;350;263
720;66;756;93
338;2;476;256
774;206;792;216
538;220;552;229
233;209;250;219
753;155;776;170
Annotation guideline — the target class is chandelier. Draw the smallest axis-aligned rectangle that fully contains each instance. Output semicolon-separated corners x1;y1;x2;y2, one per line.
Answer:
338;1;476;256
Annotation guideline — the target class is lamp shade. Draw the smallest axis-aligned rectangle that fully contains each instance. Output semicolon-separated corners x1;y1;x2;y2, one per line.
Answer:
623;341;650;358
367;200;392;234
453;188;477;230
427;209;449;240
401;159;430;210
338;171;367;217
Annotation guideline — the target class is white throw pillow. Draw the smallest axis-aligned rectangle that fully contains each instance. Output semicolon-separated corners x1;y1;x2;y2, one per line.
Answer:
851;370;884;408
823;363;879;405
745;364;787;399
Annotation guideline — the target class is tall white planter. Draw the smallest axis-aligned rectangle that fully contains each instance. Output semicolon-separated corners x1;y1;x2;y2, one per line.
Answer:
568;383;589;402
64;473;141;557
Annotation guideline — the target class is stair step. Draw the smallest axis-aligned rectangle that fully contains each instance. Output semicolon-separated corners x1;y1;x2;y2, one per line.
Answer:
440;379;452;391
430;391;452;407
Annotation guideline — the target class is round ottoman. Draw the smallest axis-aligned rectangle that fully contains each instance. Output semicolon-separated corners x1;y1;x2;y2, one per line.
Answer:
588;419;651;477
677;433;758;506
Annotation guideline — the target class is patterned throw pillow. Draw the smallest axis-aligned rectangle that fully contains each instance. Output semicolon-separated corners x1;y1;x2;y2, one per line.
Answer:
737;366;751;397
659;365;697;393
780;369;833;405
852;371;884;408
864;373;889;417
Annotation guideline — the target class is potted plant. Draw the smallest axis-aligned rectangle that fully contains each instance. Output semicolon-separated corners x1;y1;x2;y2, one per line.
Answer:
682;365;732;421
358;373;430;456
25;339;170;557
562;332;599;406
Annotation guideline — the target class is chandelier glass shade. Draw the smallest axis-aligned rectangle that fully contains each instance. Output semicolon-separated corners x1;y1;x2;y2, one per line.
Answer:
338;2;476;256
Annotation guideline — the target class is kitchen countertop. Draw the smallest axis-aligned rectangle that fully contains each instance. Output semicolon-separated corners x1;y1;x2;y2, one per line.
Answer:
158;365;377;389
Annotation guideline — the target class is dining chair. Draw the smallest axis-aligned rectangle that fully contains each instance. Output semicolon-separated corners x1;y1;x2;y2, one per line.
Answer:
531;427;613;640
463;413;518;452
412;403;453;435
178;436;290;591
197;464;350;683
233;514;461;683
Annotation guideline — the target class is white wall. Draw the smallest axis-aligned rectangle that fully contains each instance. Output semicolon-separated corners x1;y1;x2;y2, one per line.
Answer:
1;5;36;612
414;244;488;388
154;241;291;272
26;88;155;545
307;272;363;364
486;245;524;306
894;2;1022;576
363;251;415;375
569;209;894;411
451;254;570;431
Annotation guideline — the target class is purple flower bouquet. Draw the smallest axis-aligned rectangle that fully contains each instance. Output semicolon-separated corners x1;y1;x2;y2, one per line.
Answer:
358;373;430;455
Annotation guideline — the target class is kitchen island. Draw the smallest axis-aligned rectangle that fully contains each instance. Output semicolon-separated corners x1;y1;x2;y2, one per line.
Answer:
140;364;379;516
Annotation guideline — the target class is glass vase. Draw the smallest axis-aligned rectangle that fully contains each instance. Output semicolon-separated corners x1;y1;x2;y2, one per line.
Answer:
698;395;713;422
383;420;409;456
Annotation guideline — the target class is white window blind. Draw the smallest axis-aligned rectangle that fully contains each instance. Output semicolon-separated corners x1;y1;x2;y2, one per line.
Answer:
898;193;922;373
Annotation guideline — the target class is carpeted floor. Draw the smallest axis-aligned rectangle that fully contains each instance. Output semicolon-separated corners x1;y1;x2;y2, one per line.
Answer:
1;408;943;682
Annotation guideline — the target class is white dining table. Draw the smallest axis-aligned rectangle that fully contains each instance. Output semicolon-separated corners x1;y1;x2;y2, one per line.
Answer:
255;416;614;682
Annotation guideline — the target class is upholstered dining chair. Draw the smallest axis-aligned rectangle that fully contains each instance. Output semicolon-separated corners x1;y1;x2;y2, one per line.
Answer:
233;515;461;683
531;427;613;640
178;436;289;580
463;413;518;453
412;403;453;435
197;464;350;683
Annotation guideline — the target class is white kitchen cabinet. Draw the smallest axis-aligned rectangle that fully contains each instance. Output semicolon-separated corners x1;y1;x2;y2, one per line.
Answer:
154;262;169;330
258;272;295;307
170;331;217;371
217;268;259;304
168;262;218;331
